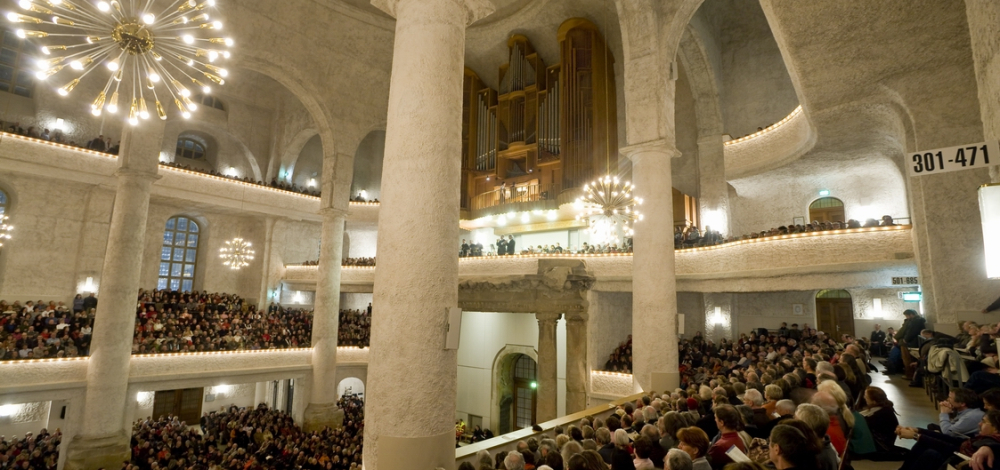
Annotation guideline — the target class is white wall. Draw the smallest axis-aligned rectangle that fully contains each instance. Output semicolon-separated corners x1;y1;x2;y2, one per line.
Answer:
456;311;566;434
0;401;51;438
341;293;373;311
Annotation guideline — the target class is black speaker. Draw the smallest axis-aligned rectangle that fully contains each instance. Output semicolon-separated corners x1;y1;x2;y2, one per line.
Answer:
60;406;66;419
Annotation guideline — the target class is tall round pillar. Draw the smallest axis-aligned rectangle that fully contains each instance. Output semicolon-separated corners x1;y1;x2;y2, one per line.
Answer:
565;311;589;413
64;123;164;470
535;312;560;422
304;208;347;431
625;141;680;394
364;0;494;468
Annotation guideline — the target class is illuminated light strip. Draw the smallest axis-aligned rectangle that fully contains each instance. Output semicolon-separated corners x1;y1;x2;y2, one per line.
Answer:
131;347;314;358
0;131;379;206
724;106;803;146
337;347;370;352
591;370;633;378
284;265;376;269
451;225;911;259
0;356;89;365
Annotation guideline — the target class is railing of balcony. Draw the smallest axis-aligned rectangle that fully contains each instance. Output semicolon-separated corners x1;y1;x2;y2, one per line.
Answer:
469;182;562;212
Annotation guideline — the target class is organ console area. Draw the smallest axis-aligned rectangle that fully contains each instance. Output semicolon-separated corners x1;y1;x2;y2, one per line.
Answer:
460;18;699;230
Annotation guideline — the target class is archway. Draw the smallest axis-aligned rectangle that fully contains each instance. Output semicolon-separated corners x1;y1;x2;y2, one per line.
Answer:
815;289;854;339
337;377;364;399
809;197;845;223
493;353;537;434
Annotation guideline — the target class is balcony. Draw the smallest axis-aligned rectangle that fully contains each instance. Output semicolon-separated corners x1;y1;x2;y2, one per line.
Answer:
468;182;562;218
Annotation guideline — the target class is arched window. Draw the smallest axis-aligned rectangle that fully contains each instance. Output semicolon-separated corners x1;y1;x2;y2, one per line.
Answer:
158;216;199;292
0;188;8;216
512;354;537;429
808;197;845;223
176;137;206;160
193;94;225;111
0;29;36;97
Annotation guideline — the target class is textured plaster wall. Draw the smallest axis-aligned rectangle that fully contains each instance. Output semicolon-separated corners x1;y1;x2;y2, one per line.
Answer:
351;131;386;201
346;228;378;259
0;401;50;439
699;0;799;137
678;292;705;337
291;135;324;190
723;108;814;180
730;291;816;336
341;293;373;311
202;383;257;414
727;156;908;238
590;373;633;398
456;311;567;433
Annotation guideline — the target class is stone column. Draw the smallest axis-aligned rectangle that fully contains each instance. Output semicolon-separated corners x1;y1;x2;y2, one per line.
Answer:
365;0;493;468
303;207;347;431
697;135;730;236
64;122;164;470
624;140;680;394
565;310;589;413
965;1;1000;185
535;312;560;422
256;216;277;309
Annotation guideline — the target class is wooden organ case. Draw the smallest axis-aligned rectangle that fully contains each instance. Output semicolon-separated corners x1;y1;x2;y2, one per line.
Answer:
462;19;618;213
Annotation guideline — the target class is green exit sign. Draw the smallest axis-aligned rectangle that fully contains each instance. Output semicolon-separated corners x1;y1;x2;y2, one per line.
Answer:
901;292;922;302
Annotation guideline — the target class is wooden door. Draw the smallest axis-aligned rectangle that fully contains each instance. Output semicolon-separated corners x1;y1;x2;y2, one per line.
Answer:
151;387;204;424
815;298;855;339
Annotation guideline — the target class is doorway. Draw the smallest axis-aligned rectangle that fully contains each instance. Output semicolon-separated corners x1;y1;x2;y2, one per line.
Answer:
152;387;204;423
815;290;855;339
809;197;845;223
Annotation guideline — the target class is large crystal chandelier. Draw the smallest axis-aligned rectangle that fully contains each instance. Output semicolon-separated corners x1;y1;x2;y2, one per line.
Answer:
0;215;12;247
9;0;232;125
219;237;253;270
574;175;642;245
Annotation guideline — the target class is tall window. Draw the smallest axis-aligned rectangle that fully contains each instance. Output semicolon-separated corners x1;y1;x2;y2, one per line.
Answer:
0;29;35;97
159;216;199;291
193;94;225;111
512;354;537;429
176;137;206;160
0;188;7;217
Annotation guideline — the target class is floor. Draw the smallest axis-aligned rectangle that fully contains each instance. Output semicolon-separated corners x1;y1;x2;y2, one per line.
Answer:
853;359;931;470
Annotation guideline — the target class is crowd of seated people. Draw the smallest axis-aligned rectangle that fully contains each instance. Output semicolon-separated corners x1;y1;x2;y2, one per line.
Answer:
675;216;899;249
461;238;634;258
0;295;96;360
342;257;376;267
603;336;633;373
128;397;364;470
132;291;312;354
478;323;917;470
339;308;370;348
0;428;61;470
350;192;379;203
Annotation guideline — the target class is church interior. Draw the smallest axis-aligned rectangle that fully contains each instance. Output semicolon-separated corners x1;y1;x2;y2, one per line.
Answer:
1;0;1000;469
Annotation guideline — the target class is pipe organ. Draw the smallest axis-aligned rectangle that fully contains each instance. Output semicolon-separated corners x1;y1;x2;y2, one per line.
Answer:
462;19;617;211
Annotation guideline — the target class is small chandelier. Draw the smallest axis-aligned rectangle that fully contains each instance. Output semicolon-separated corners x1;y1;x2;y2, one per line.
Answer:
0;215;12;247
219;237;253;270
574;175;642;245
9;0;233;125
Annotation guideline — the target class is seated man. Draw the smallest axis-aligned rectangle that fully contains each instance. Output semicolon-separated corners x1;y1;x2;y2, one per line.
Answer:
899;389;985;440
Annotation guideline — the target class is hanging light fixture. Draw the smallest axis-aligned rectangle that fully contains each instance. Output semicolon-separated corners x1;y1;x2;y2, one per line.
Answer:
0;215;12;247
10;0;233;125
980;182;1000;279
219;237;253;269
574;175;642;245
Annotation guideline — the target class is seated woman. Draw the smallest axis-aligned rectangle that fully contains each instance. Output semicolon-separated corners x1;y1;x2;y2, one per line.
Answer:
858;386;904;460
675;426;712;470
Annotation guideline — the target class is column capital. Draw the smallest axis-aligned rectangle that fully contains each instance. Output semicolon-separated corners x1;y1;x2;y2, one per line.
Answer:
565;311;589;322
620;139;679;160
535;312;562;323
371;0;495;26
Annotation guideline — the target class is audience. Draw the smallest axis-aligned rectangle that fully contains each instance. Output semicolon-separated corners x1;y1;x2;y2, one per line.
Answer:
338;309;370;347
0;428;61;470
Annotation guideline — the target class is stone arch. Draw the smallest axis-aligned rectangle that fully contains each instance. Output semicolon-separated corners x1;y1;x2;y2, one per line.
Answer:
489;345;538;434
677;25;723;137
351;130;386;201
279;128;319;183
337;377;365;399
163;120;263;181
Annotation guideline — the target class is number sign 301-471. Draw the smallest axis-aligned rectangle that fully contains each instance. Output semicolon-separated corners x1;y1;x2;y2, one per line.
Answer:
908;141;1000;177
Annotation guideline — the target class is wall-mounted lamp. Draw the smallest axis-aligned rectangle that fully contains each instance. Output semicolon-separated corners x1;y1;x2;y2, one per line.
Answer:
981;183;1000;279
712;306;726;325
292;291;304;304
307;178;316;188
54;118;64;131
819;190;830;197
82;276;96;293
359;189;368;200
0;404;20;417
872;298;883;318
213;384;232;395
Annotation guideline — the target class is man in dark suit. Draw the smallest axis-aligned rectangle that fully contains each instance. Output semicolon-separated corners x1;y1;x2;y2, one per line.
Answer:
460;239;469;257
506;235;516;255
497;237;507;256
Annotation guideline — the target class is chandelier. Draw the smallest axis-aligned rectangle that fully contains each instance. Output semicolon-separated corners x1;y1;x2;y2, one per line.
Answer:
219;237;253;270
574;175;642;245
9;0;233;125
0;215;11;247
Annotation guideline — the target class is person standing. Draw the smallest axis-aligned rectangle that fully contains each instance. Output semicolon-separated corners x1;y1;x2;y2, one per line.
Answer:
507;235;516;255
497;237;508;256
870;324;887;356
